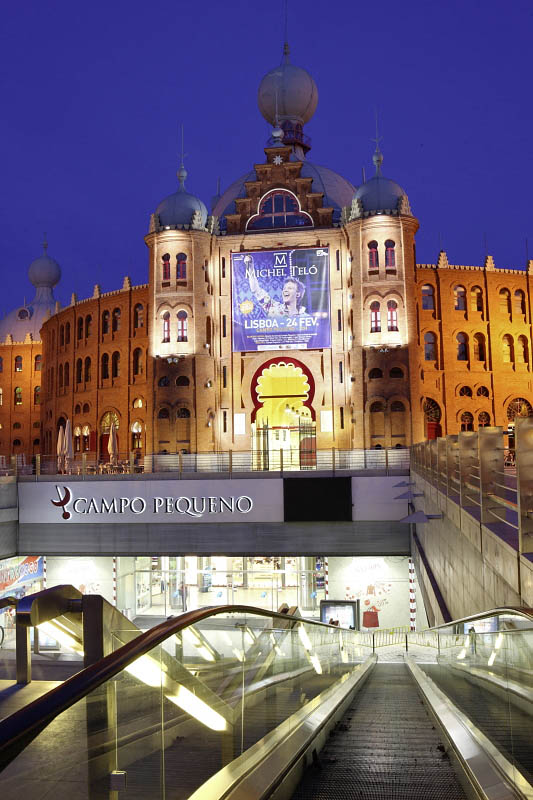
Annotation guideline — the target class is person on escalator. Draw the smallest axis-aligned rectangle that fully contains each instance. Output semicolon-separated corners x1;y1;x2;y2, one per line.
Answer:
468;626;476;655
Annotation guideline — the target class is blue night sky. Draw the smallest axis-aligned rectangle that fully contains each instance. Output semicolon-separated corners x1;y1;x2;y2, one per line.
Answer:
0;0;531;316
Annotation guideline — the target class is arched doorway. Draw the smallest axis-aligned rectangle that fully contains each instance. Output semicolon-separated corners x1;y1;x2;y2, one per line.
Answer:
100;411;119;461
251;360;315;469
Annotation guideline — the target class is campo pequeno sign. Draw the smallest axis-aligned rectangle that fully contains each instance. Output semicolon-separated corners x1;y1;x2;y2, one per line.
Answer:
18;479;284;525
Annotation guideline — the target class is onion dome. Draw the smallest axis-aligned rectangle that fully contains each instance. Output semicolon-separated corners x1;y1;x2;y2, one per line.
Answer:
154;164;208;230
353;147;412;217
0;236;60;342
258;43;318;128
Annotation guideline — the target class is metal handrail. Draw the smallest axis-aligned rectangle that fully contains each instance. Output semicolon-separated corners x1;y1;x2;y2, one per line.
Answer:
427;606;533;632
0;603;337;769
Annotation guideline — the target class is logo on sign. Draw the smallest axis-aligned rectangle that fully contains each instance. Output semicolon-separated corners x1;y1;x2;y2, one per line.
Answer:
51;486;72;519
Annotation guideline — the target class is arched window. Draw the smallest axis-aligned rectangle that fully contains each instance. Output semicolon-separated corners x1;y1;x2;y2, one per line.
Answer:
0;356;2;372
162;253;171;281
370;401;385;412
390;401;405;412
424;332;437;361
478;412;490;427
477;386;489;397
112;308;121;332
368;241;379;270
507;398;533;421
82;425;91;451
421;284;435;310
456;333;468;361
13;439;21;447
385;240;396;269
514;289;526;316
370;301;381;333
460;412;474;431
13;422;21;430
390;367;403;379
499;288;511;314
85;315;92;338
176;253;187;280
111;351;120;378
14;355;22;372
158;376;170;387
502;334;514;363
133;397;143;408
246;189;313;230
77;317;84;340
131;421;143;449
14;387;22;405
34;355;42;371
84;357;91;382
64;362;70;387
517;335;529;363
133;348;143;376
177;310;188;342
473;333;486;361
162;312;170;343
74;426;81;452
101;353;109;380
34;386;40;405
158;408;170;419
454;285;466;311
387;300;398;331
176;376;190;386
74;403;81;414
100;411;119;433
59;363;63;388
102;310;110;334
368;368;383;379
65;322;71;345
471;286;483;312
59;325;64;347
133;304;144;329
459;386;472;397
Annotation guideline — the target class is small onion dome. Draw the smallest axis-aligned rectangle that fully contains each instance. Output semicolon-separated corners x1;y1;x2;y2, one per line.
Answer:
155;166;208;228
258;44;318;127
28;237;61;288
353;148;411;215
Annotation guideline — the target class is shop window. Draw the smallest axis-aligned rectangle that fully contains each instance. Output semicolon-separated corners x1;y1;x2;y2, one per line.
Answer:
101;353;109;380
176;253;187;280
14;387;22;405
499;288;511;315
385;240;396;269
77;317;84;340
390;367;403;379
473;333;486;361
456;333;468;361
424;332;437;361
370;301;381;333
517;335;529;363
459;386;472;397
112;308;121;332
85;314;92;338
102;310;110;334
477;386;489;397
471;286;483;312
131;421;143;449
133;304;144;329
246;189;313;230
460;411;474;431
514;289;526;316
176;376;190;386
162;253;171;282
502;334;514;363
133;348;143;376
158;376;170;387
162;312;170;343
387;300;398;331
454;285;466;311
478;412;490;427
85;357;91;382
34;355;42;371
368;241;379;270
369;368;383;379
421;284;434;310
177;310;188;342
14;355;22;372
158;408;170;419
112;351;120;378
65;322;71;345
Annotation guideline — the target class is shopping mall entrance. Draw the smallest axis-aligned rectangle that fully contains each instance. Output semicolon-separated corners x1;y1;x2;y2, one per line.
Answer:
251;360;316;470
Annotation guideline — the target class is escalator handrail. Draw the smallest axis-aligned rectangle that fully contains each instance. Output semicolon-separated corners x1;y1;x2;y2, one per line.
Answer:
428;605;533;632
0;603;335;769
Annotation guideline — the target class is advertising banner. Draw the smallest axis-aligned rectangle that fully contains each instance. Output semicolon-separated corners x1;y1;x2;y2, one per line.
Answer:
232;247;331;352
0;556;43;595
18;479;284;525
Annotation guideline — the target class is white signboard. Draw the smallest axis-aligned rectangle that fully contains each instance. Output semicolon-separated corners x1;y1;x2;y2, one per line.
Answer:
18;479;284;525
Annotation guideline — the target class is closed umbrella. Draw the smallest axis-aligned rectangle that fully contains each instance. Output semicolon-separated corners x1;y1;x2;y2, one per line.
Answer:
56;426;65;474
64;419;74;474
108;422;118;466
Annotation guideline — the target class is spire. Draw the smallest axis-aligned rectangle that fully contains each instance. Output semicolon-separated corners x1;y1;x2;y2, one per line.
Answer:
282;0;290;63
271;86;284;146
177;124;187;189
371;111;383;175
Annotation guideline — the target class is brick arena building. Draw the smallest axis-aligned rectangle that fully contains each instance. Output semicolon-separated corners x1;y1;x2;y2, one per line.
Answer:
1;46;531;468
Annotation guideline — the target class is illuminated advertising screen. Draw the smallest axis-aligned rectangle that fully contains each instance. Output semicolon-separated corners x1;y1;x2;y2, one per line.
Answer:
231;247;331;352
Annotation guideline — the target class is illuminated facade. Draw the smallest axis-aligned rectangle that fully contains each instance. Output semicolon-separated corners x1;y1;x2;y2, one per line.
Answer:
1;45;532;466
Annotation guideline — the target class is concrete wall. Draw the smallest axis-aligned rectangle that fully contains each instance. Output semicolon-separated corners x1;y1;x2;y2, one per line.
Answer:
0;478;18;558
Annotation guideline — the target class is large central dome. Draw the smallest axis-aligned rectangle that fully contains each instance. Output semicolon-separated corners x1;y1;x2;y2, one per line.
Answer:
258;44;318;127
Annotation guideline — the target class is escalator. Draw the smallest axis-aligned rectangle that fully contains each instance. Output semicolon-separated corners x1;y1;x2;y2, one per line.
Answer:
0;595;531;800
